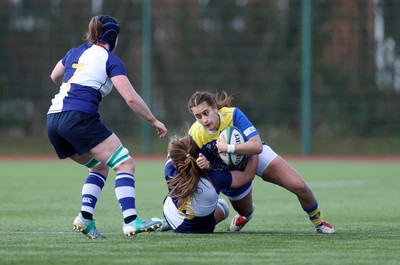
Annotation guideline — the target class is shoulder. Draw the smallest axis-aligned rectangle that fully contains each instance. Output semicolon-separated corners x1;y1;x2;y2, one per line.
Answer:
73;43;95;55
218;107;235;129
105;52;126;77
63;44;91;62
231;108;259;139
107;52;123;64
232;107;246;119
188;122;206;147
71;43;91;52
164;159;177;181
232;107;250;125
189;121;202;135
219;107;235;116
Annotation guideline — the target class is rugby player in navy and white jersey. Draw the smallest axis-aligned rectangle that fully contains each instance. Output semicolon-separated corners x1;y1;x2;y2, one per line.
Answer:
187;91;336;234
46;15;167;238
160;136;257;233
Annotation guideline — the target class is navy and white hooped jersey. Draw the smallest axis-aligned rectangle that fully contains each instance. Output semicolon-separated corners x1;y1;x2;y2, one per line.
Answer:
189;107;259;171
48;43;126;115
163;159;232;233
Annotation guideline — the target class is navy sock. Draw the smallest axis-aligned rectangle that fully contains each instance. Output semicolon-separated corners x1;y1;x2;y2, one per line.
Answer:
81;211;93;220
124;215;137;224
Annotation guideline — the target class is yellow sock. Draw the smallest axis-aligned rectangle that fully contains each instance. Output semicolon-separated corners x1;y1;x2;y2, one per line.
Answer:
303;201;323;225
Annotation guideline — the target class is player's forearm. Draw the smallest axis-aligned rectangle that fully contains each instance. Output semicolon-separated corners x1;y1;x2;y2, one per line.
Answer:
127;96;156;124
234;140;262;155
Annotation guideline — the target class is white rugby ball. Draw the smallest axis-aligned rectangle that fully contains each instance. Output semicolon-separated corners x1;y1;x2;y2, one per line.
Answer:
218;126;245;166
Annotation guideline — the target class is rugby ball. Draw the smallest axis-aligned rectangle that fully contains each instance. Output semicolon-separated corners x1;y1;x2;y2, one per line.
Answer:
218;126;245;166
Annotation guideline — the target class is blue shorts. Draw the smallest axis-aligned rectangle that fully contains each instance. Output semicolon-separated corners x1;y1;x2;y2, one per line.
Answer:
173;214;216;234
47;111;112;159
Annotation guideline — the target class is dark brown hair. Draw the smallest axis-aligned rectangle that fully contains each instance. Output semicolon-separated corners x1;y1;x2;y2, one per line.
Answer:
167;135;208;207
187;91;233;113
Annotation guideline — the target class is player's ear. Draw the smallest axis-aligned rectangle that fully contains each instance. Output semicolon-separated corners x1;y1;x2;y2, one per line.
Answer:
212;104;218;112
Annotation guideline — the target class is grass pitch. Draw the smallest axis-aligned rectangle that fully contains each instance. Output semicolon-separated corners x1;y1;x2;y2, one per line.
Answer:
0;157;399;265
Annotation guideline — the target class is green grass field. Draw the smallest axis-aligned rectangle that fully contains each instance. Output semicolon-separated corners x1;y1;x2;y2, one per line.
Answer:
0;158;399;265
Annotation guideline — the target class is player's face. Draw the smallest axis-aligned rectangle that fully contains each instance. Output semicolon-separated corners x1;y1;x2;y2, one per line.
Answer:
191;102;220;131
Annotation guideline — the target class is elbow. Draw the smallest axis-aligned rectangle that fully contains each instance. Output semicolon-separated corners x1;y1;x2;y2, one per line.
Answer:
255;145;263;154
50;74;61;86
125;97;137;106
248;137;263;154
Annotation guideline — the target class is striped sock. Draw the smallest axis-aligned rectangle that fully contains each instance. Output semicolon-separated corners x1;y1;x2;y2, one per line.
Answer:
303;200;324;225
115;173;137;223
80;172;106;219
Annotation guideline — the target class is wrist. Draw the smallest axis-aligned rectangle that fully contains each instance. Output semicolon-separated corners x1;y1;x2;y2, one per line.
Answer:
148;116;157;125
226;144;235;153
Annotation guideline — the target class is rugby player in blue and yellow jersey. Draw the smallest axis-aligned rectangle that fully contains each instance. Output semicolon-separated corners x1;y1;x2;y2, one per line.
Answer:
187;91;335;234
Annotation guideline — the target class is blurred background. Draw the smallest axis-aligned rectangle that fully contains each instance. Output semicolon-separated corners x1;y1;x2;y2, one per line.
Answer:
0;0;399;155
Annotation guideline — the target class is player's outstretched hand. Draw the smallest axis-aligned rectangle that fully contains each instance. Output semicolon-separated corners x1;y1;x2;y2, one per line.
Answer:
152;120;168;137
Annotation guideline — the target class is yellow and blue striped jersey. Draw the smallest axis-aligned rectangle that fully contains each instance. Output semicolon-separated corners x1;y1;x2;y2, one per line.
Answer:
189;107;258;171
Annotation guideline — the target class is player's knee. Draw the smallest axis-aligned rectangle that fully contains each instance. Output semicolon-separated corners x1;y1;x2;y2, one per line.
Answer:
116;156;135;172
105;145;134;172
91;162;108;171
217;199;230;220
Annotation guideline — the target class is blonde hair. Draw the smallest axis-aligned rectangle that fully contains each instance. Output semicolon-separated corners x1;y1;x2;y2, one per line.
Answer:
187;91;233;113
167;135;208;207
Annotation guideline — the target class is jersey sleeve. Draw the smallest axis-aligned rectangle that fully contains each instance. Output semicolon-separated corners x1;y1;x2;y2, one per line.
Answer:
61;47;75;66
106;53;127;77
233;108;259;140
208;170;233;193
164;159;177;182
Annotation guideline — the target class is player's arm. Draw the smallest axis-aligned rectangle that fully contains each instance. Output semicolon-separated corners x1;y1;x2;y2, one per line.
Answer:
217;134;262;155
50;60;64;86
111;75;167;137
218;107;263;155
229;154;258;188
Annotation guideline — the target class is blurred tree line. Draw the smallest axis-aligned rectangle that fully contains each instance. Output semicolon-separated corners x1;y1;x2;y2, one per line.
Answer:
0;0;398;154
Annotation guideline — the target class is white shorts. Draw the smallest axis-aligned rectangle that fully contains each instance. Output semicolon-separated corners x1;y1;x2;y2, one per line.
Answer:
222;145;277;201
256;145;279;176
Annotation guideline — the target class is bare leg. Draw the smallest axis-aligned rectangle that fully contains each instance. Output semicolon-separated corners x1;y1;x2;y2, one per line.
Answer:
228;191;255;232
229;191;254;216
261;156;316;208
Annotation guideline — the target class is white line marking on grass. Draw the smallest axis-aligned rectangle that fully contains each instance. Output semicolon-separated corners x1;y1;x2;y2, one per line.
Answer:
0;231;70;234
0;231;125;235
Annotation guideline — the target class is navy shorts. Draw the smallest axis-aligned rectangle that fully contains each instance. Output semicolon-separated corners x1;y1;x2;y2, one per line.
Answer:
173;214;216;234
221;181;252;201
47;111;112;159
